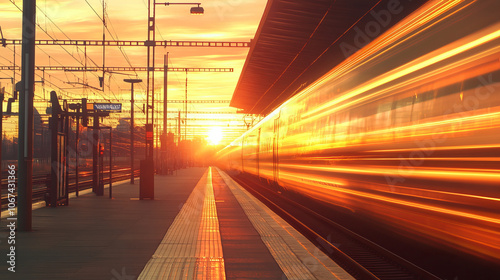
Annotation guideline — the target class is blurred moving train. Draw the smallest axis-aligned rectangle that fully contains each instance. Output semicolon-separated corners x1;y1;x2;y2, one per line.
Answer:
217;0;500;263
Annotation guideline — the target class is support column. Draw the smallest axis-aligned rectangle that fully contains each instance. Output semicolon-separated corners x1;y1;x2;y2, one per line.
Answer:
18;0;36;231
92;113;102;196
163;53;168;174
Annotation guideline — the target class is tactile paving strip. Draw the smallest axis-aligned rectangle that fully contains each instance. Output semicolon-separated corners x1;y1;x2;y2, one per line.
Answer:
138;167;225;280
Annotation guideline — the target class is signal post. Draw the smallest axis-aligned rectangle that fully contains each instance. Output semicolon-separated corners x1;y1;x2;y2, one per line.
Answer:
87;103;120;196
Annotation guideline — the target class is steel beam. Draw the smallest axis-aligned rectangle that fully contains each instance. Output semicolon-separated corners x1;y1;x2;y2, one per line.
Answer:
2;39;250;47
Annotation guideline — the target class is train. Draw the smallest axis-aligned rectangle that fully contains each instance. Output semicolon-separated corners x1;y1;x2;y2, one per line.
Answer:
216;0;500;263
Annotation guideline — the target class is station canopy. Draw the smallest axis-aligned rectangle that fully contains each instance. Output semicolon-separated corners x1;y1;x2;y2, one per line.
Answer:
231;0;425;115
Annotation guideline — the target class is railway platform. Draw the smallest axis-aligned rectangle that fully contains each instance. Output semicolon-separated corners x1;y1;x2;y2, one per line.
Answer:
0;167;352;280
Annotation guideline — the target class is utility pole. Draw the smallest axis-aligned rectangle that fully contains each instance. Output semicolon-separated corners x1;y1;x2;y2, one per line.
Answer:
124;79;142;184
110;128;112;197
75;105;80;196
102;0;106;89
163;53;168;174
0;90;3;181
178;110;181;147
185;69;188;141
146;0;155;158
92;113;101;195
18;0;36;231
130;82;135;183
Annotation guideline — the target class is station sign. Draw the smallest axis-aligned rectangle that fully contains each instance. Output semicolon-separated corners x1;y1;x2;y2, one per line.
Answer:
93;103;122;112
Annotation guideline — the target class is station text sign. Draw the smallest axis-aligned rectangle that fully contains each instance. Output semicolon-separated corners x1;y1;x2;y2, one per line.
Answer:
93;103;122;112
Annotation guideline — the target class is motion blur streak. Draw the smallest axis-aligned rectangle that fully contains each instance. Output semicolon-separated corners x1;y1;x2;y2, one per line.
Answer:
217;0;500;263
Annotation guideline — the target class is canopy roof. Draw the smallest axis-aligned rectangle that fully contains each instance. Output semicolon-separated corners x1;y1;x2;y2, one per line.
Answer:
231;0;425;114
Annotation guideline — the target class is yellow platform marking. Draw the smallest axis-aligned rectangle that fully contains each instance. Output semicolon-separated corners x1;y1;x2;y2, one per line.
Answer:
138;167;225;280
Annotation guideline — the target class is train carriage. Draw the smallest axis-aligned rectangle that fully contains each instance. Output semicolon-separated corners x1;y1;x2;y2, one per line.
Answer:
217;0;500;263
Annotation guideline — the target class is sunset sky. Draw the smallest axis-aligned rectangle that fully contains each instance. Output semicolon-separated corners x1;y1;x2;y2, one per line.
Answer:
0;0;268;146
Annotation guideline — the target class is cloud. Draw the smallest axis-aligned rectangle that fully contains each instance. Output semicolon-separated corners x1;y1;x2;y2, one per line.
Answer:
0;0;267;140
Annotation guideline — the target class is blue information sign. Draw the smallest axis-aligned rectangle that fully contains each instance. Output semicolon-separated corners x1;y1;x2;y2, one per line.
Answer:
94;103;122;112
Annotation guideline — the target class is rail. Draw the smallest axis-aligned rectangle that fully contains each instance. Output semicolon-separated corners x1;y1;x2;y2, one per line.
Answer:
232;174;441;280
0;167;140;210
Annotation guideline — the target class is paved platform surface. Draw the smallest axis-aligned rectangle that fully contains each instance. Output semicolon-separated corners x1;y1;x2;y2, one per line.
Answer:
0;167;353;280
0;167;206;280
137;167;353;280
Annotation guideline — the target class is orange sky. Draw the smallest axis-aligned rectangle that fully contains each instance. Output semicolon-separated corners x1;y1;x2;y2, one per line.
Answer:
0;0;267;146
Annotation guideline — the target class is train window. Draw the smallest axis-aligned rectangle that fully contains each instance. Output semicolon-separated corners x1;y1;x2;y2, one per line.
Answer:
436;83;461;98
463;69;500;91
411;93;433;121
394;96;415;109
415;91;434;104
377;101;392;113
361;102;378;118
463;76;481;90
459;71;500;111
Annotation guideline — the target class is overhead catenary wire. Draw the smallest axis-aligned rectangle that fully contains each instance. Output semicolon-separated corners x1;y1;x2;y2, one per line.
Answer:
4;0;143;103
4;0;109;101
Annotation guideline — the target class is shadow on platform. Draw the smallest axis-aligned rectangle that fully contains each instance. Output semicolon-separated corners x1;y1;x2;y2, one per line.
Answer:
0;167;207;280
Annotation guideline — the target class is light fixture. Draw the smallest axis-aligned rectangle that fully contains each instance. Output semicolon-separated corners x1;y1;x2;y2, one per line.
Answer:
190;5;204;15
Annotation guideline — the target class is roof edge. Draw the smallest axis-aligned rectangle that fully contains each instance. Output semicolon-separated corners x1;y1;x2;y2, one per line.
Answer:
230;0;275;110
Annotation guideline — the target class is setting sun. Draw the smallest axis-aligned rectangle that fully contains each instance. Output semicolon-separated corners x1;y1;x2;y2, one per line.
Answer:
207;127;223;146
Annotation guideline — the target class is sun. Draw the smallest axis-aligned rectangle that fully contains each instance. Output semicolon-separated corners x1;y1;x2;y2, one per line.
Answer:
207;127;223;146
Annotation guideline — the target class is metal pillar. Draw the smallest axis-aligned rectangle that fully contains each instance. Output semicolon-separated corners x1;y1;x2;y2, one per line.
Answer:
49;92;58;207
64;104;70;204
109;128;112;198
146;0;156;158
0;91;3;173
99;143;104;194
130;84;134;184
178;111;181;146
48;91;67;207
185;69;188;141
75;106;80;196
124;79;141;184
92;113;102;196
18;0;36;231
163;53;168;174
130;82;135;183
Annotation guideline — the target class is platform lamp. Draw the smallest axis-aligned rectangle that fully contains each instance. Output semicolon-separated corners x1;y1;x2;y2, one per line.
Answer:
124;78;142;184
154;1;204;162
157;2;205;15
190;4;204;14
152;2;205;142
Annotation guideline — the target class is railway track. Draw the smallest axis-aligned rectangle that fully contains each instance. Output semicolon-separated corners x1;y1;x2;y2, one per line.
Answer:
1;167;139;210
232;174;441;280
